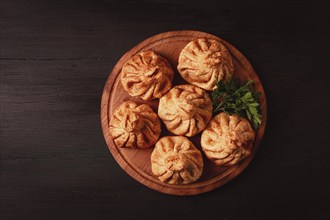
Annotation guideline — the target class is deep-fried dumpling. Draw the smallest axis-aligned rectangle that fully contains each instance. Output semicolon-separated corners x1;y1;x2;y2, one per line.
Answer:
178;38;234;91
121;50;174;100
201;113;255;166
109;101;161;148
158;84;212;137
151;136;203;184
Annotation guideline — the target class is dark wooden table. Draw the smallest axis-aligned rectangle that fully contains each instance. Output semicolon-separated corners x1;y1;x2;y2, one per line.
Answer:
1;1;329;219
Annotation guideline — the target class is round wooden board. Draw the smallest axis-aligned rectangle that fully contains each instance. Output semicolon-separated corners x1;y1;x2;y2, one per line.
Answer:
101;30;267;196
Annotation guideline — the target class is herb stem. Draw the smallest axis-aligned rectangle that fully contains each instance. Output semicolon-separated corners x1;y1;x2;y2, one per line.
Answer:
211;78;262;129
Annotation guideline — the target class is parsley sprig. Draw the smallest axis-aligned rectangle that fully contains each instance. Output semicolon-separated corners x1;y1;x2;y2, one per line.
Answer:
211;77;262;129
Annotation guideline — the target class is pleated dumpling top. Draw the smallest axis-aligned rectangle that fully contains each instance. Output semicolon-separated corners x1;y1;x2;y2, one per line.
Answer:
201;112;255;166
121;50;174;100
151;136;203;184
109;101;161;149
158;84;213;137
178;38;234;91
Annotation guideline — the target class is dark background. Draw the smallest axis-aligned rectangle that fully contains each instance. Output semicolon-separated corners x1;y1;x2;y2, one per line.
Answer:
1;0;329;219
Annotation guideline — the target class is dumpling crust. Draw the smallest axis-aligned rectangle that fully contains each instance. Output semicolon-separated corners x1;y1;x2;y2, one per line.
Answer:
177;38;234;91
158;84;213;137
121;50;174;100
201;113;255;166
109;101;161;149
151;136;203;184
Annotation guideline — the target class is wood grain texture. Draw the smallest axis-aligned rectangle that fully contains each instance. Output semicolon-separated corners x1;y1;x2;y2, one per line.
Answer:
1;0;329;219
101;30;267;195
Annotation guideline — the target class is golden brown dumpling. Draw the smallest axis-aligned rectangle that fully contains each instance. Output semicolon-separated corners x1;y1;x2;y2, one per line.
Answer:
201;113;255;166
177;38;234;91
151;136;203;184
158;84;212;137
121;50;174;100
109;101;161;149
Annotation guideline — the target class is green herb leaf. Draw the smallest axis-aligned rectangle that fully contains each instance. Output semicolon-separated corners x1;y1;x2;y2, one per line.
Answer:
211;76;262;129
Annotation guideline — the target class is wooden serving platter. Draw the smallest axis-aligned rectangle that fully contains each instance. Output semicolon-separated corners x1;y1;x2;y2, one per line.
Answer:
101;30;267;195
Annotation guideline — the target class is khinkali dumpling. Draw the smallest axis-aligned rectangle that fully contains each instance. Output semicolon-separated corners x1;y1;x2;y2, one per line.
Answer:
201;113;255;166
158;84;212;137
121;50;174;100
177;38;234;91
151;136;203;184
109;101;161;149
